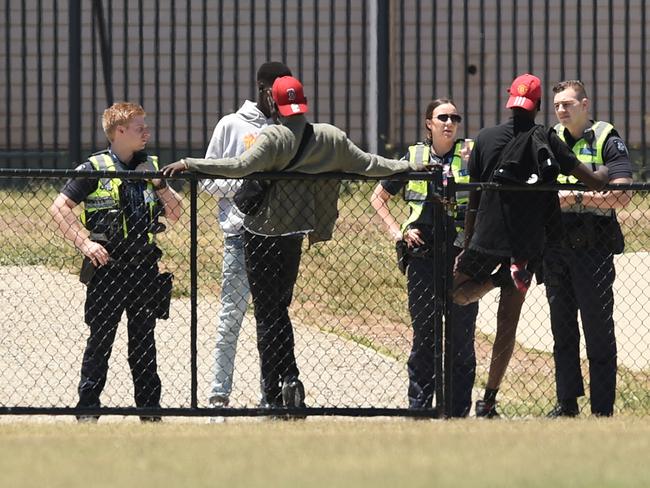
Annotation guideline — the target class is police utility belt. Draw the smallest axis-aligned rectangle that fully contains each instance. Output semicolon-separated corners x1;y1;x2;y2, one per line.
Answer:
395;227;438;274
80;237;173;321
560;211;624;254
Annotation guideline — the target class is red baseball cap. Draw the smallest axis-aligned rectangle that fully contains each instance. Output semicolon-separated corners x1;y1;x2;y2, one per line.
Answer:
505;73;542;111
272;76;308;117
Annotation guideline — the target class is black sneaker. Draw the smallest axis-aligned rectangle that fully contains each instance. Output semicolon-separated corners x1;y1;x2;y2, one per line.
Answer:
591;411;613;418
258;400;286;421
281;377;306;409
475;399;500;419
282;377;307;420
140;416;162;423
546;400;579;418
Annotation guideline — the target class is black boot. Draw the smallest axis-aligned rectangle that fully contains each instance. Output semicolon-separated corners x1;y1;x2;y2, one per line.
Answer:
546;399;579;418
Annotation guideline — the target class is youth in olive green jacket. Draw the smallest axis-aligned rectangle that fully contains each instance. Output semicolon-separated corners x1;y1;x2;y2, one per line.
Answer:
164;114;424;244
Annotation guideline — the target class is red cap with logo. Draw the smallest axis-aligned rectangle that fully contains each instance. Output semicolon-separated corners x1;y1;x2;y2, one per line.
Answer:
272;76;309;117
505;73;542;111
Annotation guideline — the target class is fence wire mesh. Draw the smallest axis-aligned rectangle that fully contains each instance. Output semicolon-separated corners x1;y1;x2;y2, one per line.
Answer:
0;173;648;418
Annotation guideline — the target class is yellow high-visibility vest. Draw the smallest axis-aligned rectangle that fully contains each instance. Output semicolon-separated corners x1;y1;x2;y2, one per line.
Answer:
402;139;470;233
81;151;160;243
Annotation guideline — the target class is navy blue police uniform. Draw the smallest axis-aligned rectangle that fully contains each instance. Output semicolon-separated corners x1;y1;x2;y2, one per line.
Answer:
381;140;478;416
62;149;165;413
543;121;633;416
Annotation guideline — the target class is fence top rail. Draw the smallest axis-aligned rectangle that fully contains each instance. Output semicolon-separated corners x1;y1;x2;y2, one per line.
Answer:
0;168;648;191
0;168;415;181
0;168;438;182
455;182;650;191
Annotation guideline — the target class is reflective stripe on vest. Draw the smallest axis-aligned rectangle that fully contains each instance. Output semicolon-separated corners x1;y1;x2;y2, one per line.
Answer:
402;140;466;232
451;139;472;208
403;143;430;203
82;153;159;242
554;121;613;184
554;121;615;217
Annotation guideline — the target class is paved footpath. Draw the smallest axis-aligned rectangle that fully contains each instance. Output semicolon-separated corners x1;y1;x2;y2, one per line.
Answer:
475;252;650;371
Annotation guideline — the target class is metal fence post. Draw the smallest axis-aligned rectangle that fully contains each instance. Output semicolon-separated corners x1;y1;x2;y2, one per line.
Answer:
432;167;445;417
190;177;198;409
443;175;457;418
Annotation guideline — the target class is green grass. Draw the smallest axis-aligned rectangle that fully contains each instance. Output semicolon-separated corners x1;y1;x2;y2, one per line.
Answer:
1;420;649;488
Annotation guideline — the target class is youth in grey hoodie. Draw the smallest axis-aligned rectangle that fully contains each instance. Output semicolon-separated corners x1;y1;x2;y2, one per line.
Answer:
201;100;273;236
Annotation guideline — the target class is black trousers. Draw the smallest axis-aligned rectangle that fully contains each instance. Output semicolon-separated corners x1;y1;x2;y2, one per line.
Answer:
407;247;478;415
78;261;161;409
543;245;617;415
244;231;302;405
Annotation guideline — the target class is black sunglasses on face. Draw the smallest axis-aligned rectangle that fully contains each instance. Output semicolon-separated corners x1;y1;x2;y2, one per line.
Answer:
436;113;462;124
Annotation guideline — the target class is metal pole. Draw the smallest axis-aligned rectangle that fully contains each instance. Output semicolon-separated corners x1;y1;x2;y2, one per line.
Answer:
68;0;82;164
369;0;390;155
92;0;114;106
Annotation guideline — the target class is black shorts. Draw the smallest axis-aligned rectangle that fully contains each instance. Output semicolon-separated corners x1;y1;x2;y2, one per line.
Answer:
456;248;510;283
457;248;540;286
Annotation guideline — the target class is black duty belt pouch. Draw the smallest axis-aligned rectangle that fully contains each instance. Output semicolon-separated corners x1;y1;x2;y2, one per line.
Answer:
405;242;434;258
395;240;408;274
154;272;174;320
79;257;96;285
596;215;625;254
233;179;271;216
565;216;595;249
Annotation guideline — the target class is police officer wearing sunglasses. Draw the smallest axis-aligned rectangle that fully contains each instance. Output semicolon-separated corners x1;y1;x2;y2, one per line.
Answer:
371;99;478;416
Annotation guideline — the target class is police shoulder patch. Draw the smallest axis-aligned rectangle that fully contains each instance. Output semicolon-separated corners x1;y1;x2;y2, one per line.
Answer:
615;139;628;155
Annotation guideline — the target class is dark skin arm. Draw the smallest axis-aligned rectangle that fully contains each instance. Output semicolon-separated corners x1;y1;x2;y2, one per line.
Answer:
462;186;481;250
161;160;189;176
570;163;609;191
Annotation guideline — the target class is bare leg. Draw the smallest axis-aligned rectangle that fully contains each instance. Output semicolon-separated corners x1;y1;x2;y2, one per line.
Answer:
452;271;495;305
486;286;526;389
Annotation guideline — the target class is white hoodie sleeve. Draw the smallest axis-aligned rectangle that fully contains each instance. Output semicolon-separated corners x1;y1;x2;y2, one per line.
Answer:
200;120;241;198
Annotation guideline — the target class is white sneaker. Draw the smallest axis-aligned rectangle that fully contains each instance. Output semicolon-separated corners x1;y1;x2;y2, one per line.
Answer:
209;395;229;423
76;415;99;424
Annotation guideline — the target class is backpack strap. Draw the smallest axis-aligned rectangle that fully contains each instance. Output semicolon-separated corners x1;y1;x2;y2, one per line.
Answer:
286;123;314;168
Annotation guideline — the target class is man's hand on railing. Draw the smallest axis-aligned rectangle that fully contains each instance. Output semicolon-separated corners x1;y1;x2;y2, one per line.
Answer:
161;160;189;176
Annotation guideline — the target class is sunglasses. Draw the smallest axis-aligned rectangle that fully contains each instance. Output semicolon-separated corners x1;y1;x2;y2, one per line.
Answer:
435;113;462;124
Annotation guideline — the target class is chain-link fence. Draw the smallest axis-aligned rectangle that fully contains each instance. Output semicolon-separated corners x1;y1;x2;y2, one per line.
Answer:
0;170;648;419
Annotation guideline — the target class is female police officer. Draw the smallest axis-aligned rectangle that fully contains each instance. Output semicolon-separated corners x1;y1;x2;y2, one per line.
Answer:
371;99;477;416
